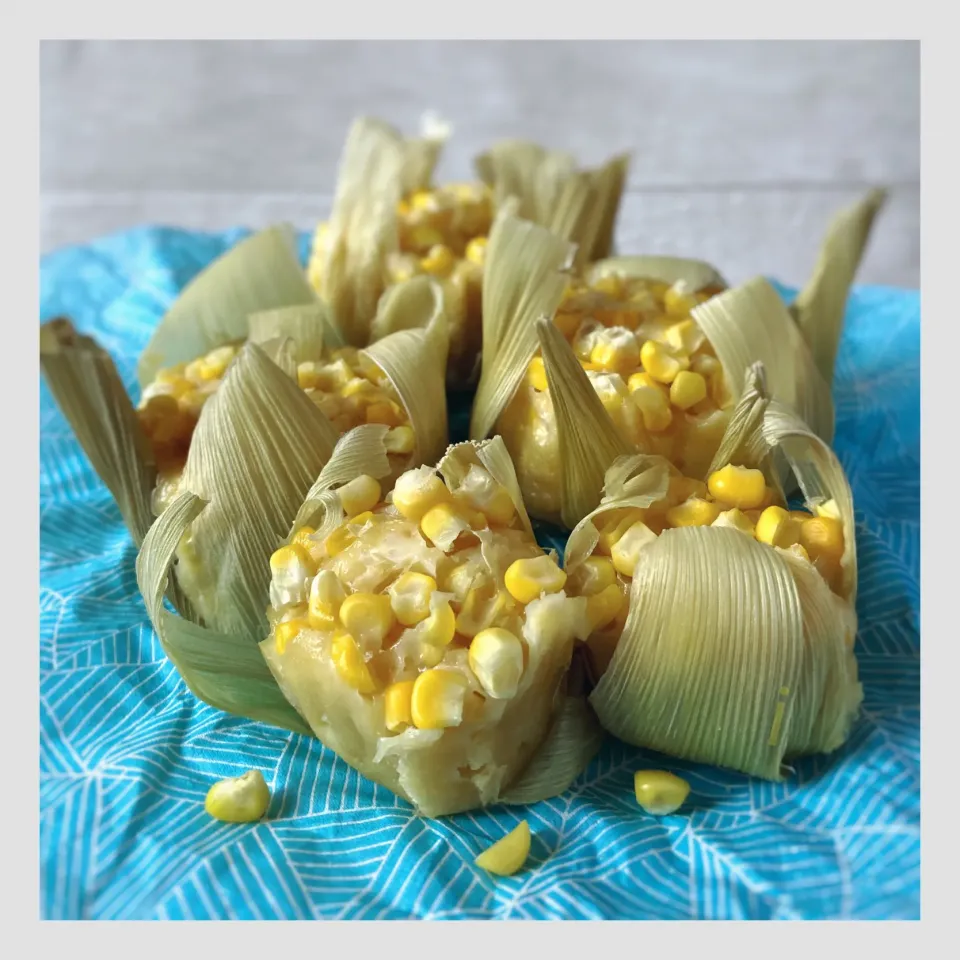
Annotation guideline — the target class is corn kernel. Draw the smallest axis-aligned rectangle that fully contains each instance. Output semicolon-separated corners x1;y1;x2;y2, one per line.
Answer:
197;345;236;381
366;401;405;427
799;515;845;561
455;584;510;638
665;319;705;355
290;526;317;551
707;464;768;510
591;274;625;299
384;425;415;455
755;506;801;549
787;543;811;563
568;556;618;596
409;190;435;211
553;311;582;339
527;356;549;392
640;339;688;384
691;353;721;378
388;572;437;627
585;583;625;632
205;770;271;823
504;555;567;605
338;593;395;650
712;508;757;537
274;618;308;655
663;281;698;316
595;510;647;555
421;502;471;552
270;544;317;604
308;570;346;630
331;630;378;693
474;821;530;876
589;328;641;373
411;668;469;729
469;628;524;699
669;371;708;410
408;224;445;252
392;467;450;522
419;595;457;647
465;236;488;265
337;474;382;518
630;384;673;433
458;464;516;526
814;499;843;521
634;770;690;815
323;523;356;558
666;497;722;528
419;243;455;277
384;680;415;732
611;521;658;577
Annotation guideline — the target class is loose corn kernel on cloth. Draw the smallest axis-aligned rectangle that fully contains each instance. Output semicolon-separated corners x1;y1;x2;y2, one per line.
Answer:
39;227;920;921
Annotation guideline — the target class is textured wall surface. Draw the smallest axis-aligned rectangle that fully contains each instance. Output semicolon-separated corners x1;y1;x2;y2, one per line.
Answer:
40;40;919;288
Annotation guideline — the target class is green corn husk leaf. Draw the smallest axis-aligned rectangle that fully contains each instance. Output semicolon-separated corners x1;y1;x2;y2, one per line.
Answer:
40;318;156;547
319;117;407;348
501;652;605;806
469;208;575;442
248;302;344;360
290;424;393;537
138;225;316;386
582;365;861;779
586;255;727;292
136;490;312;736
537;319;635;530
475;141;630;265
174;341;341;639
362;282;450;469
791;188;888;388
692;276;836;447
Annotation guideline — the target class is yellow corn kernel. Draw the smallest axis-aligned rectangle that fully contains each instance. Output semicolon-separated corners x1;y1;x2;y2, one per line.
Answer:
568;556;618;596
409;189;434;211
384;680;415;732
527;356;549;392
474;821;530;877
290;526;317;552
787;543;811;563
640;339;687;384
591;273;625;299
799;516;845;561
665;319;705;355
631;384;673;432
504;555;567;605
196;345;236;381
384;425;415;455
338;593;396;650
410;668;469;729
337;474;382;518
274;618;308;655
666;497;722;528
270;544;317;595
421;243;456;276
455;584;509;638
585;583;625;632
419;596;457;647
458;464;516;526
663;281;698;316
408;224;445;252
814;498;843;521
553;311;582;339
348;511;375;528
667;475;709;504
392;467;450;522
712;508;757;537
634;770;690;815
669;371;708;411
469;628;524;699
691;353;721;379
308;570;346;630
465;236;488;265
595;510;647;555
420;502;471;552
755;506;802;549
323;523;356;558
366;401;405;427
707;464;768;510
388;572;437;627
611;521;658;577
331;630;378;693
205;770;271;823
590;329;641;372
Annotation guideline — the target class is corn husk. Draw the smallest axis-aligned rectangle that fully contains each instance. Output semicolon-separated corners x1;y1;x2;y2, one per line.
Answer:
40;318;156;547
259;437;599;817
137;225;317;387
571;364;862;779
790;188;888;389
474;140;630;266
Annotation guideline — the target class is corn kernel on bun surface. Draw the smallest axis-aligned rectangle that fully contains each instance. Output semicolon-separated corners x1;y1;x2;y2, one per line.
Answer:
141;342;414;516
309;181;491;385
260;462;586;817
498;274;730;524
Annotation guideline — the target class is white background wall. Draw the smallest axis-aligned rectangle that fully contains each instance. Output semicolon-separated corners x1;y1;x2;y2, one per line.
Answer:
40;40;919;289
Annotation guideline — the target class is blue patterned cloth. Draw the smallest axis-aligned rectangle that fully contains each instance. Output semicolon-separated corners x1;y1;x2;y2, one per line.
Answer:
39;227;920;920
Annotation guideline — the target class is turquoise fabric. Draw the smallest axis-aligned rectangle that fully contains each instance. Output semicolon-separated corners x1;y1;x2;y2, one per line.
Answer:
39;227;920;920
